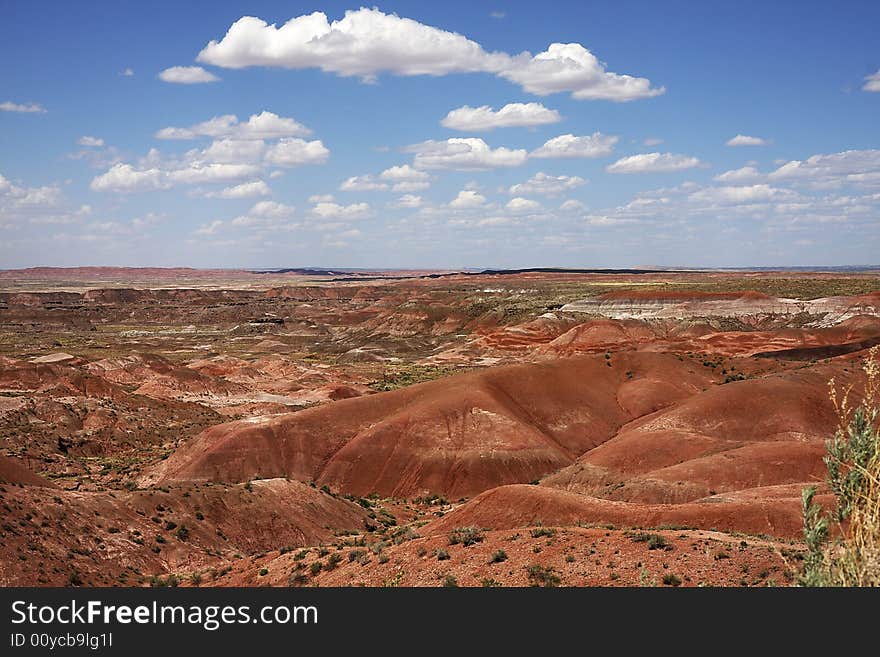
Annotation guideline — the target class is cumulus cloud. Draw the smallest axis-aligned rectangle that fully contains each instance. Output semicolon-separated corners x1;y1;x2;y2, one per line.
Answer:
158;66;220;84
156;111;311;140
379;164;431;191
391;194;423;208
166;162;262;185
264;138;330;166
531;132;618;159
0;173;72;227
559;199;586;212
449;190;487;208
864;70;880;92
408;138;527;170
0;101;46;113
643;137;663;146
726;134;767;147
714;166;762;183
77;136;105;147
506;197;541;213
201;138;266;163
90;164;168;192
339;175;388;191
688;184;797;205
606;152;702;174
92;123;327;193
311;201;372;219
768;149;880;188
198;8;508;78
204;180;270;198
197;8;661;101
509;172;586;196
121;68;134;77
499;43;664;101
90;161;261;192
441;102;561;131
308;194;335;203
193;220;224;235
231;200;296;228
392;181;428;193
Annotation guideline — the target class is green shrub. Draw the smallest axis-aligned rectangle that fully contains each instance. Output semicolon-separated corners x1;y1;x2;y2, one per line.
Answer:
526;565;561;587
448;527;484;546
801;348;880;587
662;573;682;587
489;549;508;563
441;574;458;587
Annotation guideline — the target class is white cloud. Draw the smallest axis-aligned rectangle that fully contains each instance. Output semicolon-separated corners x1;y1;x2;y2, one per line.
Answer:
509;172;586;196
201;138;266;163
198;8;508;78
90;160;260;192
379;164;429;182
231;200;296;227
391;181;430;193
560;199;586;212
864;70;880;92
0;174;72;227
499;43;664;101
391;194;423;208
506;197;541;213
768;149;880;188
688;184;797;205
379;164;431;191
158;66;220;84
441;102;561;131
726;134;767;147
156;111;311;140
194;220;224;235
643;137;663;146
606;152;702;174
408;138;527;170
198;9;660;102
264;138;330;166
531;133;618;159
308;194;335;203
339;175;388;191
77;136;105;147
713;166;762;183
166;162;261;185
121;68;134;77
90;164;168;192
0;101;46;113
311;201;372;219
205;180;271;199
449;190;486;208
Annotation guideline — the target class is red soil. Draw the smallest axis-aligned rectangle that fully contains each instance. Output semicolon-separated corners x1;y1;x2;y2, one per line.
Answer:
148;352;717;497
0;455;56;487
423;484;823;539
0;477;367;586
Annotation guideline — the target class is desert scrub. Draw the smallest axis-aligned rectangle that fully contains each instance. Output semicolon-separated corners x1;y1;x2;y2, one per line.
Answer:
526;565;561;587
489;549;508;563
448;526;484;547
662;573;682;587
627;531;672;551
801;347;880;587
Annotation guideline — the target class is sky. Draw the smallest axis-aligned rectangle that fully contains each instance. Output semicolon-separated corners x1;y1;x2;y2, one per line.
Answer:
1;0;879;270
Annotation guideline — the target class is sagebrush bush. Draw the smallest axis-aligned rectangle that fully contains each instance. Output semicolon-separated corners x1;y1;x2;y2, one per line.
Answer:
801;347;880;587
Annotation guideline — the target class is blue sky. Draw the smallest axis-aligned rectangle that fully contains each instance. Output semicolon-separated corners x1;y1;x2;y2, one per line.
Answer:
1;1;879;269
